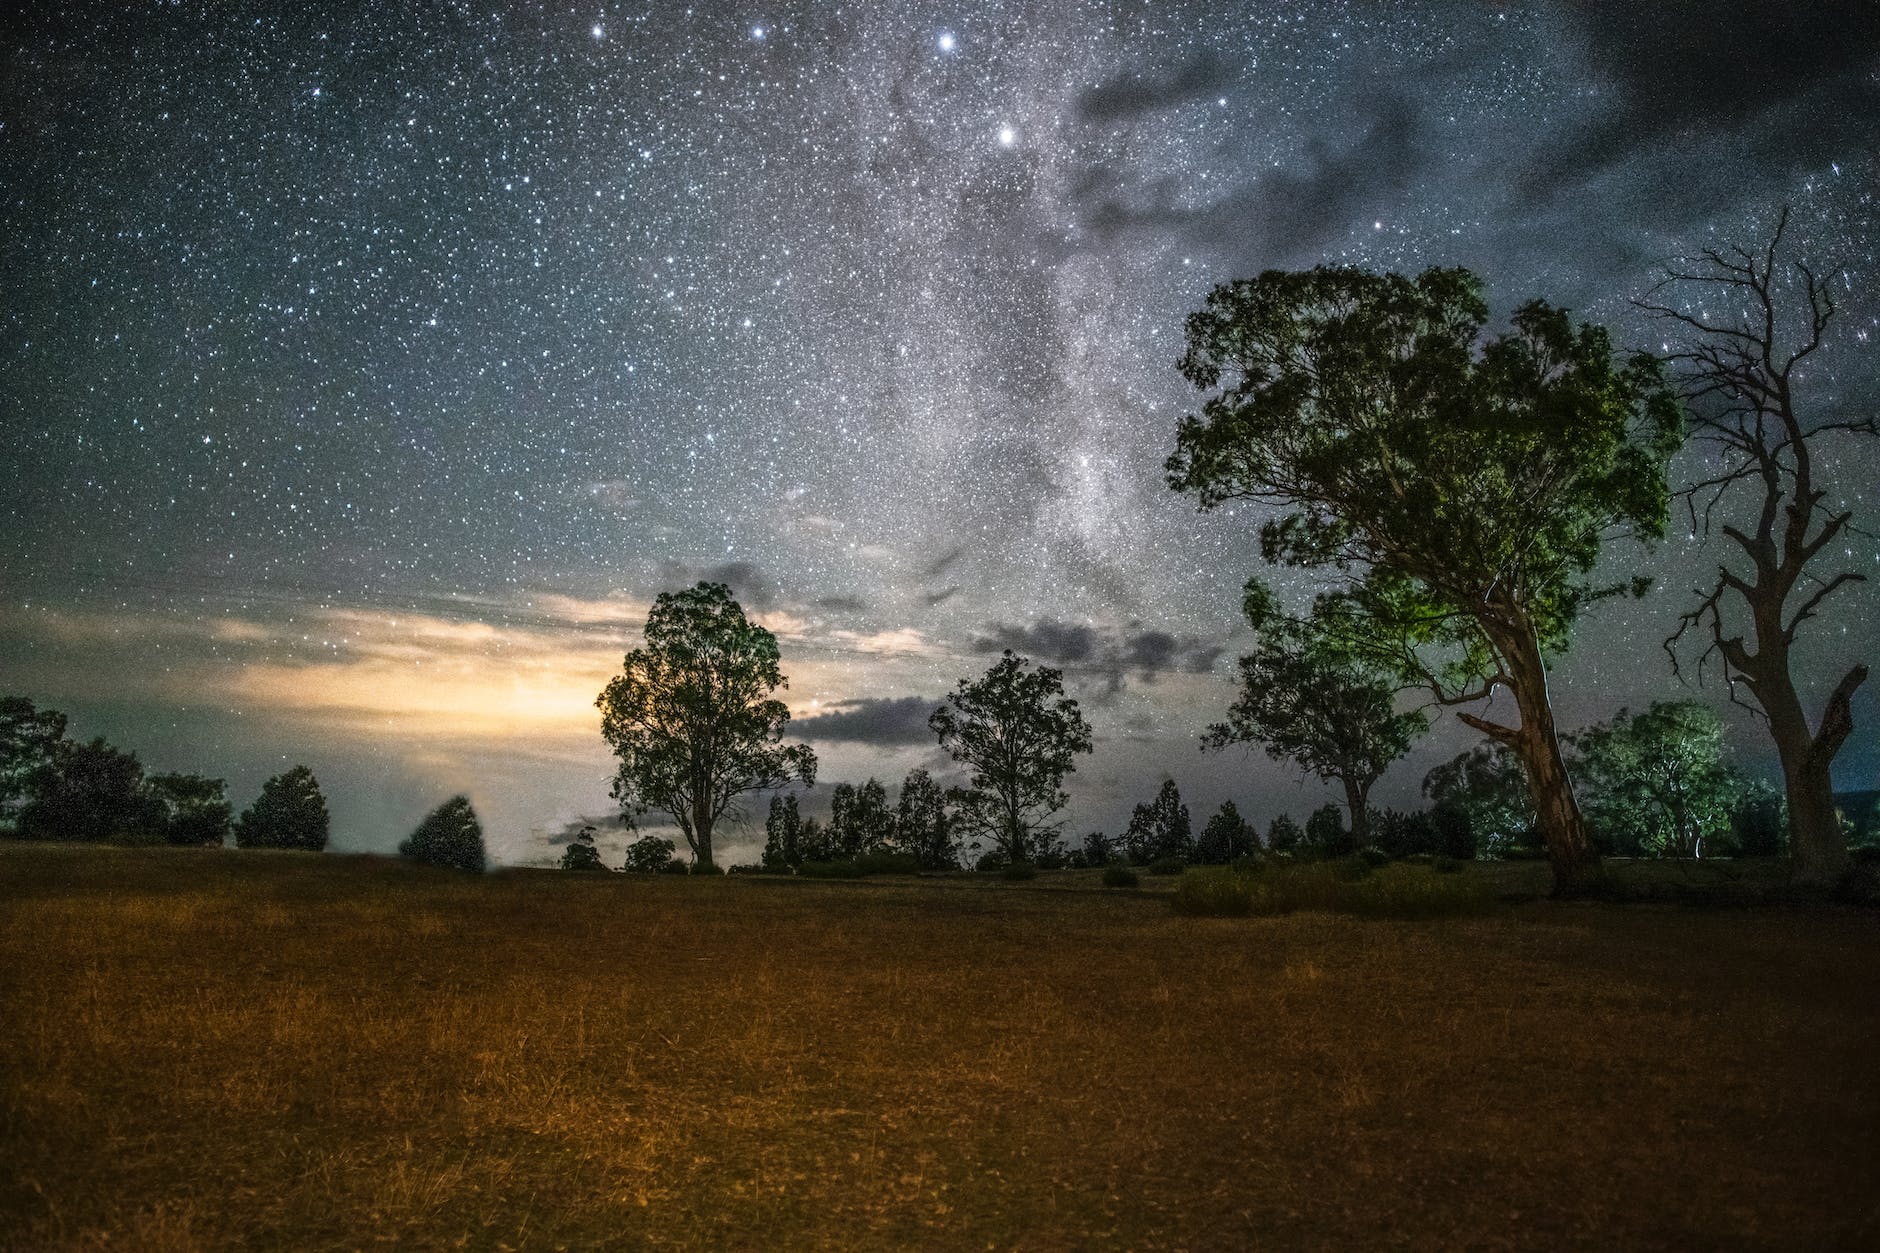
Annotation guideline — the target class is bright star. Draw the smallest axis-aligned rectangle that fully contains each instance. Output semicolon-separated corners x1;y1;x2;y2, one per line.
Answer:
998;126;1016;148
937;31;956;52
751;25;765;40
591;23;603;39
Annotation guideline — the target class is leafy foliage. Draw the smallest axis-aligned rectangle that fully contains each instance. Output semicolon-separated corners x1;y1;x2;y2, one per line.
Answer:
1123;779;1192;865
0;695;68;830
894;767;956;870
1204;583;1426;846
829;778;894;858
399;796;487;873
234;766;330;851
1423;745;1534;858
1195;799;1257;865
1570;701;1749;857
147;773;232;846
560;825;607;872
762;793;803;870
1265;813;1302;853
1304;803;1349;857
1168;264;1682;893
597;583;816;870
622;834;677;874
16;737;159;843
929;651;1093;863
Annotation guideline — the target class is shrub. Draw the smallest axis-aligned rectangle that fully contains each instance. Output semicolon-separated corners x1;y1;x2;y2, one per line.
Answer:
659;857;690;875
1147;855;1186;876
797;859;866;879
692;861;725;875
1033;845;1069;871
1339;863;1496;918
973;849;1009;873
622;834;677;873
1358;845;1390;868
235;765;329;851
1102;864;1139;888
1171;867;1255;916
1001;861;1037;881
1432;854;1463;874
1230;852;1266;873
1330;855;1374;882
853;850;920;876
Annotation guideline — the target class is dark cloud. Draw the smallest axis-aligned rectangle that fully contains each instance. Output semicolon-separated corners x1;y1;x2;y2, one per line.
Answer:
921;586;961;608
794;695;937;746
1078;55;1234;121
659;560;780;609
814;595;869;614
972;618;1225;689
918;548;963;581
1525;1;1880;204
1077;94;1425;266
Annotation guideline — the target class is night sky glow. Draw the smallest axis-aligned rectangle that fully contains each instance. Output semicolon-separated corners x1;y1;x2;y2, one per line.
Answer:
4;2;1876;864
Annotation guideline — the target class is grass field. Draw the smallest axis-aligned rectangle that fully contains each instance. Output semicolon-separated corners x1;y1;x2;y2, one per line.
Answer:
3;845;1877;1250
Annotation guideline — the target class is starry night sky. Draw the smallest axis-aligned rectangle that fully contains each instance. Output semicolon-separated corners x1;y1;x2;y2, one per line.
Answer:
4;1;1877;864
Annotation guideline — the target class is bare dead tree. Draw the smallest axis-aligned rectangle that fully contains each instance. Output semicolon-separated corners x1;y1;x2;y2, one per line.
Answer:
1637;207;1874;889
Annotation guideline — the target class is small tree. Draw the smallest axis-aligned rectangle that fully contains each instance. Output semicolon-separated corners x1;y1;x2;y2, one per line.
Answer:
829;778;894;858
1265;813;1303;853
894;768;956;870
1730;780;1787;857
762;794;803;869
1;696;68;830
1305;803;1349;855
929;651;1094;864
146;773;232;847
1196;800;1257;864
622;833;677;873
796;817;836;863
1641;209;1873;887
17;737;158;843
560;825;607;872
1123;779;1192;864
1170;265;1682;894
235;766;330;851
400;796;487;873
1203;582;1427;849
1080;830;1117;866
597;583;817;871
1423;745;1536;858
1570;701;1748;858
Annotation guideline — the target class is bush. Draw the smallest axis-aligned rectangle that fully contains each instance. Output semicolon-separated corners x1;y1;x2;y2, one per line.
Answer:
1001;861;1037;881
1358;845;1390;868
973;849;1009;873
622;834;677;873
853;850;920;875
1147;855;1186;876
659;857;690;875
692;861;725;875
235;765;329;851
1102;864;1139;888
1171;867;1256;916
399;796;486;873
797;859;866;879
1230;852;1266;874
1338;863;1497;918
1432;854;1463;874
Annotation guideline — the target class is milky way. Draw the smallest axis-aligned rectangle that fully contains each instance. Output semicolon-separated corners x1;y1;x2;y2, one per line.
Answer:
4;2;1877;862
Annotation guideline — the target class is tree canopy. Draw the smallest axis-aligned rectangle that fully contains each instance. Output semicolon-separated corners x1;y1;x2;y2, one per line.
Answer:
1123;778;1191;865
400;795;487;873
1169;264;1682;894
597;582;816;870
235;766;330;851
1570;701;1748;858
929;651;1093;864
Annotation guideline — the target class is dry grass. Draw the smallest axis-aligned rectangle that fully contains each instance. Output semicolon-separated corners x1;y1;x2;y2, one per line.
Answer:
2;844;1877;1250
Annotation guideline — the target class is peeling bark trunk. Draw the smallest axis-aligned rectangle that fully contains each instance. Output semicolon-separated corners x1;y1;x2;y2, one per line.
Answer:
1343;777;1371;851
1766;662;1867;890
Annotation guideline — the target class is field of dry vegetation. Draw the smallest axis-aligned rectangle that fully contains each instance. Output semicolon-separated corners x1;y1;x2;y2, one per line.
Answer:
3;843;1877;1250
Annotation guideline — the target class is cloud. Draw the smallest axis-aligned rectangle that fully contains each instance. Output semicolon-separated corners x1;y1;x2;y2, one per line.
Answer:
1078;55;1234;121
794;695;937;746
1077;94;1425;266
918;547;964;581
658;559;780;608
1523;1;1880;205
921;586;961;608
814;595;870;614
970;617;1225;689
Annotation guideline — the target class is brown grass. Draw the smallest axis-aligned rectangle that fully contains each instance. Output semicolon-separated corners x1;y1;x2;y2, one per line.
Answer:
2;844;1877;1250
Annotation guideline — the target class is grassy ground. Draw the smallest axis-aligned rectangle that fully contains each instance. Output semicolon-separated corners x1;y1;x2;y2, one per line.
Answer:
2;845;1876;1251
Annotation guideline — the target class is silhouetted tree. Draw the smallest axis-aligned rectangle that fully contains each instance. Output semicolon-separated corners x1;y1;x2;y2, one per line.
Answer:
1371;808;1439;858
1203;582;1427;850
894;768;955;870
234;766;329;851
1265;813;1302;853
1641;209;1873;887
929;651;1094;863
1305;803;1348;856
1570;701;1747;858
17;737;158;843
1423;745;1536;858
1080;829;1118;866
400;796;486;872
1730;780;1787;857
1170;265;1682;894
560;825;606;872
1124;779;1191;864
1;696;68;830
829;777;893;858
1428;801;1477;860
622;833;677;873
1196;800;1257;864
796;817;835;863
763;793;803;869
147;773;232;846
597;583;816;871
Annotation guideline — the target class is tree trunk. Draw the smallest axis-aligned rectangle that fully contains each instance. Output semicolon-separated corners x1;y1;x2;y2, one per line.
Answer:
1470;615;1602;896
1763;664;1866;890
693;795;716;870
1342;777;1370;851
